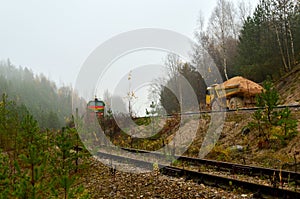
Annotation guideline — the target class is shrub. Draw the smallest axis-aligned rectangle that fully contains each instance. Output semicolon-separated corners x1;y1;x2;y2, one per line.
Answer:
248;80;298;148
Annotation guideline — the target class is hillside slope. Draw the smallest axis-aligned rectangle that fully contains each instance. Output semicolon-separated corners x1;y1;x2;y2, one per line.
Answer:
183;65;300;168
276;64;300;105
204;65;300;168
111;65;300;169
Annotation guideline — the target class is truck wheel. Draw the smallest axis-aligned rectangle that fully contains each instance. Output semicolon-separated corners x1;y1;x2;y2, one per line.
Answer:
212;99;228;111
229;97;243;110
212;100;220;111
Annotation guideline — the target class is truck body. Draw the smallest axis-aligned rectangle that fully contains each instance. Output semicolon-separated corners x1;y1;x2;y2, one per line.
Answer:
206;76;263;110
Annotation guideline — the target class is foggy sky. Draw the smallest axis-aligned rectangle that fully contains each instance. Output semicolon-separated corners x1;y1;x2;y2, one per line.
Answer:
0;0;258;86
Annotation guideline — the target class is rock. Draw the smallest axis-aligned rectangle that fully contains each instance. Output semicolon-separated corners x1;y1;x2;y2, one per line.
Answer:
242;127;250;135
81;157;258;199
230;145;244;152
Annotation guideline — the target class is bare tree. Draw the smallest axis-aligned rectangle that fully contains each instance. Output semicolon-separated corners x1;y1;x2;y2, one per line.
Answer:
147;78;164;104
164;53;184;108
165;53;183;80
192;11;207;71
192;11;224;85
236;0;254;32
207;0;238;80
125;71;137;118
237;0;253;23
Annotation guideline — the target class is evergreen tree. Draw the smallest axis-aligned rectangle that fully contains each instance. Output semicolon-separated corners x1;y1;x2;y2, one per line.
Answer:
0;60;76;130
50;127;89;199
14;114;50;198
256;80;279;125
249;80;298;147
235;0;300;81
160;63;206;114
0;150;10;198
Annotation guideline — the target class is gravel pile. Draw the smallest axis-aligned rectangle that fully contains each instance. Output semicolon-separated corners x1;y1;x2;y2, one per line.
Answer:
81;157;254;199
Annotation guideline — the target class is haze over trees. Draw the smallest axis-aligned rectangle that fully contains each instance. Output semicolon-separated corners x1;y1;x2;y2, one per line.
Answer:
0;60;90;197
1;1;299;118
159;55;206;114
0;59;75;129
157;0;300;113
192;0;300;83
0;0;300;197
236;0;300;82
0;95;89;198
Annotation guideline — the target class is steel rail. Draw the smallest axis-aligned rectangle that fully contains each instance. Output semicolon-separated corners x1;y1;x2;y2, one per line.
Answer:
121;147;300;183
162;104;300;117
97;150;300;198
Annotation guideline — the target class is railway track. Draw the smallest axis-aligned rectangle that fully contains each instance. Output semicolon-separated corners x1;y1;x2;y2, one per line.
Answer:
94;104;300;196
170;104;300;116
121;147;300;183
97;149;300;198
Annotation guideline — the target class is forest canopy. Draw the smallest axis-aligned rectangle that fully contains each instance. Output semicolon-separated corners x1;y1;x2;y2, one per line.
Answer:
192;0;300;83
158;0;300;113
0;59;74;129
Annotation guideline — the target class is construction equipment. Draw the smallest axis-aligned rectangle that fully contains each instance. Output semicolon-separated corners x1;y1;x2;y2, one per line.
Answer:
206;76;263;110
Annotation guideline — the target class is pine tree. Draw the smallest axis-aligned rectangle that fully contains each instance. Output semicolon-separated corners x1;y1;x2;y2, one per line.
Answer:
256;80;279;125
50;127;89;199
275;107;298;145
0;150;10;199
249;80;298;147
13;114;49;198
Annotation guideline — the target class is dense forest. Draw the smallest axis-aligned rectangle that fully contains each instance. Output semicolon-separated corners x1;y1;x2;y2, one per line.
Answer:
0;0;300;198
235;0;300;81
0;94;89;198
1;1;299;116
159;0;300;113
0;59;74;129
0;60;90;197
193;0;300;82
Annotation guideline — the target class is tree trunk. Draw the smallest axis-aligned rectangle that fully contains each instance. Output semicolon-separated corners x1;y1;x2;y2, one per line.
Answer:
284;25;291;71
275;25;289;72
223;57;228;80
287;21;296;66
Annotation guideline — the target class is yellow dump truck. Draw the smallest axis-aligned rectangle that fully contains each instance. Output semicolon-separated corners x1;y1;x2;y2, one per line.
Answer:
206;76;263;110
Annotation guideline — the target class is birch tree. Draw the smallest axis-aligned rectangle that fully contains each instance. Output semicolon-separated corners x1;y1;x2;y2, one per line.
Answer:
270;0;297;71
208;0;239;80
